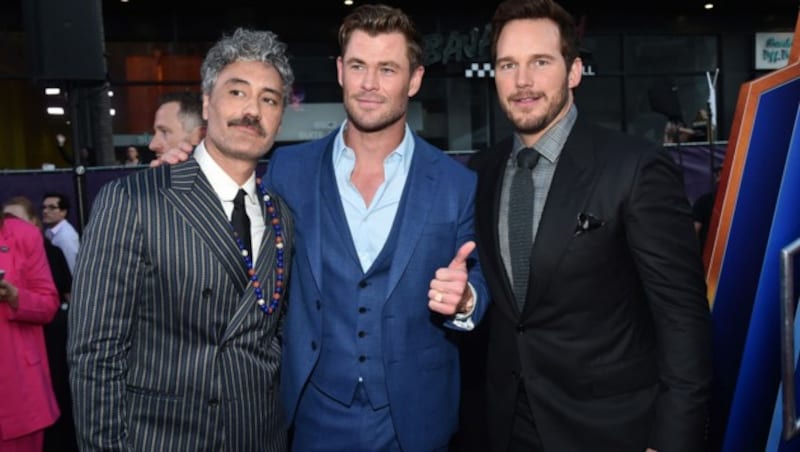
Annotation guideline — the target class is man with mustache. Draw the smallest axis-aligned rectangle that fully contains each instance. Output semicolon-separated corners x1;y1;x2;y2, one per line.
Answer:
68;28;295;451
468;0;712;450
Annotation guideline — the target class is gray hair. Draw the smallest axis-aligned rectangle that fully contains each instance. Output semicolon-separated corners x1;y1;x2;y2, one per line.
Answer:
200;28;295;106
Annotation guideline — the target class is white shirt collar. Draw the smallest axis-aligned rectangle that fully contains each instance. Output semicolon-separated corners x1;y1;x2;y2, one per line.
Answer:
193;140;257;203
48;219;67;234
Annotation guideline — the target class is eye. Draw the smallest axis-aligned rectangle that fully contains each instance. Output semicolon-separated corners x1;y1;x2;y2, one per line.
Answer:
228;89;245;97
498;62;516;71
349;63;365;71
380;67;396;75
262;97;279;106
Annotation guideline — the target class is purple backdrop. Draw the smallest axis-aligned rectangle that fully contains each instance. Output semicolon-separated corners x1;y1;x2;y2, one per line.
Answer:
1;146;723;231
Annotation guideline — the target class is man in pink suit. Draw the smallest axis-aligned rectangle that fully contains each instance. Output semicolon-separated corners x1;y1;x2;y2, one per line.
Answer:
0;213;60;451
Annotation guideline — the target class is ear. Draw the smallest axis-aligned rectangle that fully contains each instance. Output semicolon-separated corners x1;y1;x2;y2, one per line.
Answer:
336;57;344;88
189;126;204;145
202;93;210;121
408;65;425;98
568;57;583;89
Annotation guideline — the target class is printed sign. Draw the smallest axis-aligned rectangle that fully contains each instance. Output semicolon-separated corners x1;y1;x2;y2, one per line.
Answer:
755;32;793;70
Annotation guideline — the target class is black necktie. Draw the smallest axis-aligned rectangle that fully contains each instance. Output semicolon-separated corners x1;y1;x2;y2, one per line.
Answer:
231;189;252;258
508;147;540;311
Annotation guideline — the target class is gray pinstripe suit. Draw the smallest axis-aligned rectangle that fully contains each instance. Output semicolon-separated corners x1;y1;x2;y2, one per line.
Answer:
68;158;292;451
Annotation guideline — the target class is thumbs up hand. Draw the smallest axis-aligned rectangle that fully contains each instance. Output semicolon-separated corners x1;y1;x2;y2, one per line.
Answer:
428;241;476;316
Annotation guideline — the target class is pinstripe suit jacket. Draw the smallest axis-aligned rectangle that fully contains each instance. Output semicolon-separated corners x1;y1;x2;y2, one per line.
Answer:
68;159;293;452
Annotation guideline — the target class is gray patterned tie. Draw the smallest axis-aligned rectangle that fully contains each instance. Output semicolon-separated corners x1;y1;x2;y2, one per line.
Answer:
508;147;540;311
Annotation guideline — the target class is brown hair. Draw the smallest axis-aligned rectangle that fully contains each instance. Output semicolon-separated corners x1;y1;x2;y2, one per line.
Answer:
338;4;424;70
490;0;580;67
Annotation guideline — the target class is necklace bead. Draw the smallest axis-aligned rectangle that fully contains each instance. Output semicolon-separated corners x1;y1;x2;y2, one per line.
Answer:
229;178;285;316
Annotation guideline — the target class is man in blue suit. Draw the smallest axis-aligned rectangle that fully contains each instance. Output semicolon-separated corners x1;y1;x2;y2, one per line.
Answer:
155;5;489;449
266;4;489;450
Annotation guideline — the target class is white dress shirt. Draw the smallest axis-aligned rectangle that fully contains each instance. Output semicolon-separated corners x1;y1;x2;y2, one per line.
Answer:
193;142;266;264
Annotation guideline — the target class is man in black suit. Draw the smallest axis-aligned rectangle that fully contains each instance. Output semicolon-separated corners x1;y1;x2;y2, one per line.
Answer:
467;0;712;450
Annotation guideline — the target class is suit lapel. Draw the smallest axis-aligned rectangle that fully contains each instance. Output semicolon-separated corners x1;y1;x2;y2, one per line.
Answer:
386;138;439;298
474;138;520;319
524;122;597;314
162;159;248;294
320;144;362;269
222;189;291;342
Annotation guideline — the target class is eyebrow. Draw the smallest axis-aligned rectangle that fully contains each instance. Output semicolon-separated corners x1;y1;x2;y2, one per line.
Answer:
223;77;284;99
344;57;402;70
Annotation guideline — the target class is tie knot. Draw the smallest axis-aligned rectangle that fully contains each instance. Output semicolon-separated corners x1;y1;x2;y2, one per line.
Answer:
234;189;247;208
517;147;540;170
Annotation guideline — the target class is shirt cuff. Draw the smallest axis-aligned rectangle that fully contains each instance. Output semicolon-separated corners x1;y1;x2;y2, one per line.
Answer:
452;282;477;331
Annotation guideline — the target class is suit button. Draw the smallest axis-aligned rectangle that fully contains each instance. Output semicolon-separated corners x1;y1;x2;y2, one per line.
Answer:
202;288;212;297
358;307;367;314
208;398;219;407
516;324;525;333
358;355;366;362
316;300;321;310
311;341;318;351
358;331;366;338
358;280;368;288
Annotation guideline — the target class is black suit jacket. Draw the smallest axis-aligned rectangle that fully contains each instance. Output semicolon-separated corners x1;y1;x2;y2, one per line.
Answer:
469;117;711;452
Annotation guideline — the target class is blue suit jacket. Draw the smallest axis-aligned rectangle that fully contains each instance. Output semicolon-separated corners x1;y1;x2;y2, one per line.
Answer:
266;129;489;451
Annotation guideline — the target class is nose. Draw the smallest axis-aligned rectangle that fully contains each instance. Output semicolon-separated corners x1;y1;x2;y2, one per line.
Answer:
360;68;379;91
515;67;533;87
148;136;160;153
241;94;261;118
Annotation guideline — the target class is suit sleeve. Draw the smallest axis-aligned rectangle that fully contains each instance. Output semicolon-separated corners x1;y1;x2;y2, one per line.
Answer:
7;226;59;324
625;149;712;451
45;243;73;299
68;180;144;452
446;172;490;330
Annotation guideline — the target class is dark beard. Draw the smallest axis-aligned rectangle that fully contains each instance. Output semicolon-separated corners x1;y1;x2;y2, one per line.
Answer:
509;82;570;136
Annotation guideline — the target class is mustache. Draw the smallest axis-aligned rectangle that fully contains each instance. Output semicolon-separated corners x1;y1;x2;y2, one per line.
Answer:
228;116;266;136
510;91;544;100
353;92;385;102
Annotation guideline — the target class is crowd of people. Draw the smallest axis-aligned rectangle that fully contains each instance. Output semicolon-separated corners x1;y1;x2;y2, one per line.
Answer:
3;1;712;451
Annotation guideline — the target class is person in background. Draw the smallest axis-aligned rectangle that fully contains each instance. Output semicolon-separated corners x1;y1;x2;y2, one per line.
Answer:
41;193;80;275
468;0;712;450
122;146;142;166
2;196;76;452
148;90;205;165
0;212;60;451
3;196;71;303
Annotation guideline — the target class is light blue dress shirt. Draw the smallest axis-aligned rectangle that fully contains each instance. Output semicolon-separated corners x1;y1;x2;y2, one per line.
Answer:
332;121;414;272
331;121;476;327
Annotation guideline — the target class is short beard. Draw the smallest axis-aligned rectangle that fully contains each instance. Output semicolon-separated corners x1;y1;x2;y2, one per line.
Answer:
507;79;570;137
343;99;406;134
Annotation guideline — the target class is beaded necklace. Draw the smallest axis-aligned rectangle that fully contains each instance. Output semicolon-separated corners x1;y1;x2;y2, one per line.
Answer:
229;178;285;315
